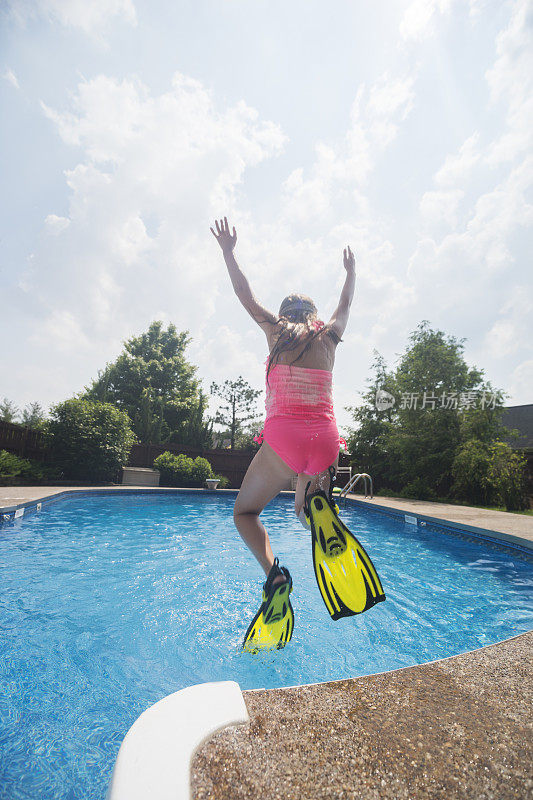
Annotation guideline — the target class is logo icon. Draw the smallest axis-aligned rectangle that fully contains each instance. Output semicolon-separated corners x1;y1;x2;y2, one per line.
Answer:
375;389;395;411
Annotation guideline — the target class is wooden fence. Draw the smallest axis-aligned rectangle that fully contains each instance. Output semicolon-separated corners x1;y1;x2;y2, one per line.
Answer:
127;443;256;489
0;420;354;490
128;443;353;490
0;420;47;461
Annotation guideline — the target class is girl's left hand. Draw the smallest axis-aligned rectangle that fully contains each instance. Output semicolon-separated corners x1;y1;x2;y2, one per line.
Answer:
210;216;237;253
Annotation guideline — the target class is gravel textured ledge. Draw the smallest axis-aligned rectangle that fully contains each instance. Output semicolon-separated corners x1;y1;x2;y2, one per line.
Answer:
191;631;533;799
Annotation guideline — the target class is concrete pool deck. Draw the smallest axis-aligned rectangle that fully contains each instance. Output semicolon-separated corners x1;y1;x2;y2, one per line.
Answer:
351;493;533;545
1;485;532;798
191;631;532;799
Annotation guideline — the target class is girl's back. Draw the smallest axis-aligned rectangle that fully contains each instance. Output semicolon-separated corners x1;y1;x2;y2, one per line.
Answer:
266;323;339;373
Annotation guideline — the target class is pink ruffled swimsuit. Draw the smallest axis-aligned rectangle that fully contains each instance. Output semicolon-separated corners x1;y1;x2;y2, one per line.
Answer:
254;355;342;475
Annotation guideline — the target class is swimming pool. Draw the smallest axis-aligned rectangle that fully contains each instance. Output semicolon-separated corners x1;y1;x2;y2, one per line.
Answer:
1;491;532;799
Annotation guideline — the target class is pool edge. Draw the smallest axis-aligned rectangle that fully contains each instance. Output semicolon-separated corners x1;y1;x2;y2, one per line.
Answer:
191;630;533;798
244;628;533;693
2;485;531;554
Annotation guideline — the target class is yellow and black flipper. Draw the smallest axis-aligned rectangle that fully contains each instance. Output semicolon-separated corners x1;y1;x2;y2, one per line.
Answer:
304;479;386;620
242;558;294;653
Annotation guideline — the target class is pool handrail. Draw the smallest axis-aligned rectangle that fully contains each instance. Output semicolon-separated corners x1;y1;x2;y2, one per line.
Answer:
339;472;374;500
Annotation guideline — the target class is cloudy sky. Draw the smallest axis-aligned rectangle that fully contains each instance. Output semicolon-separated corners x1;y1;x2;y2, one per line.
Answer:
1;0;531;434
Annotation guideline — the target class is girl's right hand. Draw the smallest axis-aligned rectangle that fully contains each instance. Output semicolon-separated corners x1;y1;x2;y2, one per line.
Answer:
343;245;355;272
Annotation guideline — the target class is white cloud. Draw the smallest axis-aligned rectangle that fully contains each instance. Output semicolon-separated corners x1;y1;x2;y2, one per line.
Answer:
484;0;533;166
485;320;520;358
408;157;532;303
419;189;464;230
434;133;481;188
399;0;487;42
465;157;533;249
6;0;137;36
111;215;152;266
270;71;418;343
29;309;92;353
468;0;491;18
2;68;19;89
281;72;416;227
196;324;263;391
507;359;533;404
484;285;533;358
399;0;454;41
407;0;533;353
45;214;70;233
31;71;288;371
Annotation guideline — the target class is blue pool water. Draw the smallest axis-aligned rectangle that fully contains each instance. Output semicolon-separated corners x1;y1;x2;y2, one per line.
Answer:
0;491;532;799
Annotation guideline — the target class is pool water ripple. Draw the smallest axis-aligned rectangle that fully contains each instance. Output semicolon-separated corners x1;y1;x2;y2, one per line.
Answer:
0;492;531;799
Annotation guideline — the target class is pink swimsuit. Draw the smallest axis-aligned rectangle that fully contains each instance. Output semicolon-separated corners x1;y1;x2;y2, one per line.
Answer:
254;357;341;475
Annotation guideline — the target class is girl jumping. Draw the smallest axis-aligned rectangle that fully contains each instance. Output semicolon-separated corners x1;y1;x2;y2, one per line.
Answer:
210;216;355;650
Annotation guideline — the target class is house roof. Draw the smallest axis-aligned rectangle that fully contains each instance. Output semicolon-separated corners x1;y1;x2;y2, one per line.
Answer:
500;404;533;449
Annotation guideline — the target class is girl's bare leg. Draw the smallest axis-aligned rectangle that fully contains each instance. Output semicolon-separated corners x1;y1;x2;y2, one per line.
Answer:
233;441;296;579
294;453;340;520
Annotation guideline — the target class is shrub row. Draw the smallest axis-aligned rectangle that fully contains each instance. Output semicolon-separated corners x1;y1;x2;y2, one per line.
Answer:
0;450;61;485
153;451;215;487
372;439;529;511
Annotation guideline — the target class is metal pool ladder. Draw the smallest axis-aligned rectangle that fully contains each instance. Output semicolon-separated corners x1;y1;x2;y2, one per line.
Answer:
338;472;374;506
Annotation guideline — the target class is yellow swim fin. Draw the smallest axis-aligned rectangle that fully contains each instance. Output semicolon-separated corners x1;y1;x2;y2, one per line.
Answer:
242;558;294;653
305;488;386;620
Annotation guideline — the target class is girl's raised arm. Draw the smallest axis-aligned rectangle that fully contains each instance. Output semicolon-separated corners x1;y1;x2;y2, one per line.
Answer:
210;217;278;332
327;246;356;341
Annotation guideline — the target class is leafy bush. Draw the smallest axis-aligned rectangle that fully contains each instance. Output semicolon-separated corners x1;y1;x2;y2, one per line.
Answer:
45;399;136;482
1;450;27;477
213;474;229;489
486;442;529;511
451;439;493;505
0;450;38;481
153;451;213;487
0;450;61;485
153;451;188;484
190;456;213;484
452;439;529;510
398;477;437;501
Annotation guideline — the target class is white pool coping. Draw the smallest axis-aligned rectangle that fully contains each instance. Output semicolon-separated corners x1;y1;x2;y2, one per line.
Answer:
106;680;249;800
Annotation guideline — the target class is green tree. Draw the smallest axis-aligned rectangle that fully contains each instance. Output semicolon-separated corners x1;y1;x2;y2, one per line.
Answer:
210;376;262;450
345;352;395;485
486;441;529;511
45;398;137;482
81;320;213;447
21;402;47;430
451;439;494;506
346;321;509;502
177;389;214;448
387;321;496;497
0;398;19;423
